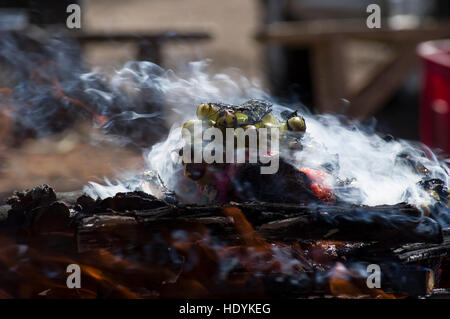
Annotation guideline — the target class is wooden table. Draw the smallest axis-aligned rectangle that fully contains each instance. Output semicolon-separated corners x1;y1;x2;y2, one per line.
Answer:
74;31;212;65
255;19;450;119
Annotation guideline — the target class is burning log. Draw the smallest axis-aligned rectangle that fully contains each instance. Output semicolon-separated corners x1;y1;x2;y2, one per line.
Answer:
75;198;443;253
0;185;447;298
258;209;443;244
345;230;450;264
0;186;443;247
427;289;450;299
77;215;139;253
1;185;72;234
0;205;8;224
393;232;450;263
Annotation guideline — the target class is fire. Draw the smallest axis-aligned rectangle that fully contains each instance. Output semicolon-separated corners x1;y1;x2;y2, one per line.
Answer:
0;88;13;95
0;205;309;298
0;201;435;299
300;168;334;201
0;233;169;298
52;80;108;127
223;206;268;248
0;23;447;302
328;263;399;299
221;207;305;276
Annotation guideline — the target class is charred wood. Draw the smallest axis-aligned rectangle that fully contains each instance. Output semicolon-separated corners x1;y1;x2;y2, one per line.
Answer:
76;202;443;253
0;187;443;247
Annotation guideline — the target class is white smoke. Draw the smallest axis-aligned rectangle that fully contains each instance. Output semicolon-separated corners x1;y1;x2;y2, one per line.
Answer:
107;60;268;123
85;60;449;208
294;115;448;206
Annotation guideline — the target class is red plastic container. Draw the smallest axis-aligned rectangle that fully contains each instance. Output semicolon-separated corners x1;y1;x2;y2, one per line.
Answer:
418;40;450;154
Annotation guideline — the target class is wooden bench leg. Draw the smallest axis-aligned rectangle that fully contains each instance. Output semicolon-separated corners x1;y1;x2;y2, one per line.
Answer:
311;36;347;114
137;40;162;64
347;45;418;119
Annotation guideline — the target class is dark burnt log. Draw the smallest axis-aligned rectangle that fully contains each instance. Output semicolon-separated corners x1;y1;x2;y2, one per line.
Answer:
22;202;71;235
193;203;440;244
76;213;239;253
88;191;167;214
76;211;238;252
1;185;73;234
76;201;443;253
0;189;82;228
342;229;450;265
378;263;435;296
129;201;422;226
55;190;85;206
1;187;444;250
388;231;450;264
221;201;422;224
0;205;8;226
77;215;139;253
6;184;57;210
258;208;443;244
225;160;320;204
426;289;450;299
0;186;445;298
1;198;419;228
2;184;57;228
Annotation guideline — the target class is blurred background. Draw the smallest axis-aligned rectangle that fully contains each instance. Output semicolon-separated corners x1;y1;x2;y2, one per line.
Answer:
0;0;449;196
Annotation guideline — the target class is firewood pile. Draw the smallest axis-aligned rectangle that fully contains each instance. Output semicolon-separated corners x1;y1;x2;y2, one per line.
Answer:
0;184;448;298
0;100;449;299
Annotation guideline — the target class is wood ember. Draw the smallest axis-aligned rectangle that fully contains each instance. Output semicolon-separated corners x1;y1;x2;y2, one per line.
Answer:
426;288;450;299
391;232;450;263
341;229;450;264
75;201;443;253
79;191;167;214
1;185;57;229
258;209;443;244
0;205;8;225
23;202;71;235
77;215;139;253
6;184;57;211
0;185;444;245
0;184;448;298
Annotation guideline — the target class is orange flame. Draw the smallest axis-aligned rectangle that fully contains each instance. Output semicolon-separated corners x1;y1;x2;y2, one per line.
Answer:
0;88;13;95
300;168;334;201
223;206;268;248
329;263;399;299
52;80;108;127
0;207;410;299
